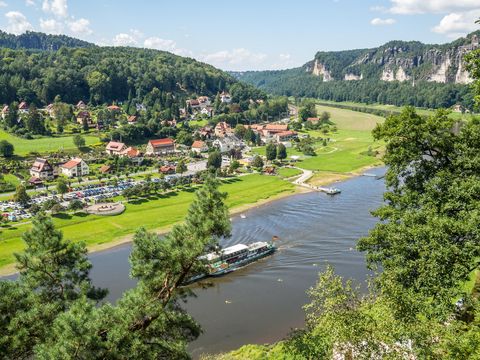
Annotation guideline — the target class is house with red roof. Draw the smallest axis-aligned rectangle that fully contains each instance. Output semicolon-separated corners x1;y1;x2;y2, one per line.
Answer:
191;140;208;154
275;130;298;143
214;122;233;138
60;158;89;178
120;146;143;164
107;105;121;112
127;115;137;123
146;138;175;156
18;101;29;114
106;141;127;155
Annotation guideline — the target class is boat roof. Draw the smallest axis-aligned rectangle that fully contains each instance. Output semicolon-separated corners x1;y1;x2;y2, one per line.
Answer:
223;244;249;255
248;242;269;251
199;252;221;262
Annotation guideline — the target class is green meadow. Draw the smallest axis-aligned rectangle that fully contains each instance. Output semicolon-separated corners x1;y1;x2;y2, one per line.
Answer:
0;174;295;271
0;130;101;156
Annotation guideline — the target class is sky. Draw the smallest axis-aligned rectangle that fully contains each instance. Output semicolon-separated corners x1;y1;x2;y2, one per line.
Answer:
0;0;479;71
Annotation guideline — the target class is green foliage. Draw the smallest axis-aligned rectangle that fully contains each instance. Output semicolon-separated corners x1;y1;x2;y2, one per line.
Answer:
265;143;277;161
251;155;264;169
0;30;94;50
298;99;317;121
72;134;85;149
176;160;187;174
56;178;68;196
207;151;222;170
13;184;30;207
0;214;105;358
277;143;287;161
0;139;14;157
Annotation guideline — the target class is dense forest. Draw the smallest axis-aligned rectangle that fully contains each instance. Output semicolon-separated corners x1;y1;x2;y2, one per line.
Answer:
236;68;474;109
0;31;94;50
0;38;264;108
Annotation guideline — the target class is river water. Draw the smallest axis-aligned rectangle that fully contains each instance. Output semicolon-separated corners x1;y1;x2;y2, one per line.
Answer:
84;168;386;357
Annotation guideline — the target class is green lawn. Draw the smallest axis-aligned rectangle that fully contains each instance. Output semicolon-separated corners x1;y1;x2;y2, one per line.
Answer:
0;130;101;156
277;167;302;178
0;174;295;271
316;104;385;131
316;99;469;120
3;174;21;187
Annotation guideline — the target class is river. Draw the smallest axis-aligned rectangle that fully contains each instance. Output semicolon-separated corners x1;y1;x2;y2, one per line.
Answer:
85;168;386;357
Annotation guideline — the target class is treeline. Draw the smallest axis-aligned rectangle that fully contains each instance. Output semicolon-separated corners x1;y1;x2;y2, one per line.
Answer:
0;45;264;108
238;68;474;109
0;30;94;50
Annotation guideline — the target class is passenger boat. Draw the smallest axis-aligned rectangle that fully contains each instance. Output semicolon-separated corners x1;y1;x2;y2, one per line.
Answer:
186;241;276;284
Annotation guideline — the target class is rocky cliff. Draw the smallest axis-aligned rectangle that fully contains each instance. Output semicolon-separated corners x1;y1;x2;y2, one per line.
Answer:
304;31;479;84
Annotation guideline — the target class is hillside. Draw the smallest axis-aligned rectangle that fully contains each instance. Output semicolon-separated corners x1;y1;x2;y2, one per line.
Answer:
235;31;480;109
0;30;95;50
0;34;263;107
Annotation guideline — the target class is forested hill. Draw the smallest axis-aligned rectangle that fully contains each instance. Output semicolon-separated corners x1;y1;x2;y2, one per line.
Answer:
0;42;263;108
234;31;480;109
0;31;95;50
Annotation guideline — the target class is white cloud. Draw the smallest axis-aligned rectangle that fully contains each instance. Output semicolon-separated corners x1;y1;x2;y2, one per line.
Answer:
142;36;192;56
200;48;268;70
113;33;138;46
371;17;397;25
40;18;63;33
68;18;92;35
389;0;480;14
0;1;7;8
25;0;35;6
5;11;33;34
432;9;480;36
42;0;68;17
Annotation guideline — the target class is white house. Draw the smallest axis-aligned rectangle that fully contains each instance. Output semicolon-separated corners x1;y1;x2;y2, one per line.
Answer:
220;91;232;104
60;158;89;178
213;135;243;153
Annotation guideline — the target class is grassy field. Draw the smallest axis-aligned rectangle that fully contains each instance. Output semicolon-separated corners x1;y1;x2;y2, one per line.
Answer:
0;130;101;156
316;99;469;120
277;167;302;178
0;174;295;271
316;104;385;131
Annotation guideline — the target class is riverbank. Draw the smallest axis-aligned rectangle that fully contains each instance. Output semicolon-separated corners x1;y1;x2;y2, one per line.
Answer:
0;174;300;276
0;166;383;277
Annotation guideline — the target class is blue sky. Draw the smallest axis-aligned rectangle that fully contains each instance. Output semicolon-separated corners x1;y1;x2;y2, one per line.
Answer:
0;0;479;71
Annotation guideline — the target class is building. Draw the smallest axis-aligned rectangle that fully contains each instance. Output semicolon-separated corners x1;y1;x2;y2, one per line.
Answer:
198;96;210;107
76;101;87;110
76;111;92;126
200;107;214;117
107;105;121;112
127;115;138;123
159;164;176;175
265;124;288;133
136;103;146;112
60;158;89;178
220;91;232;103
213;135;243;153
18;101;29;114
146;138;175;156
106;141;127;155
198;126;214;139
275;130;298;143
30;158;54;180
307;117;320;124
214;121;233;138
1;105;8;120
99;165;112;174
120;146;143;164
186;99;201;110
191;140;208;154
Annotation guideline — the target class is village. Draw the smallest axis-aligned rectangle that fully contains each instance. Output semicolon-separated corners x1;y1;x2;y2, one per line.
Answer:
0;92;311;223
